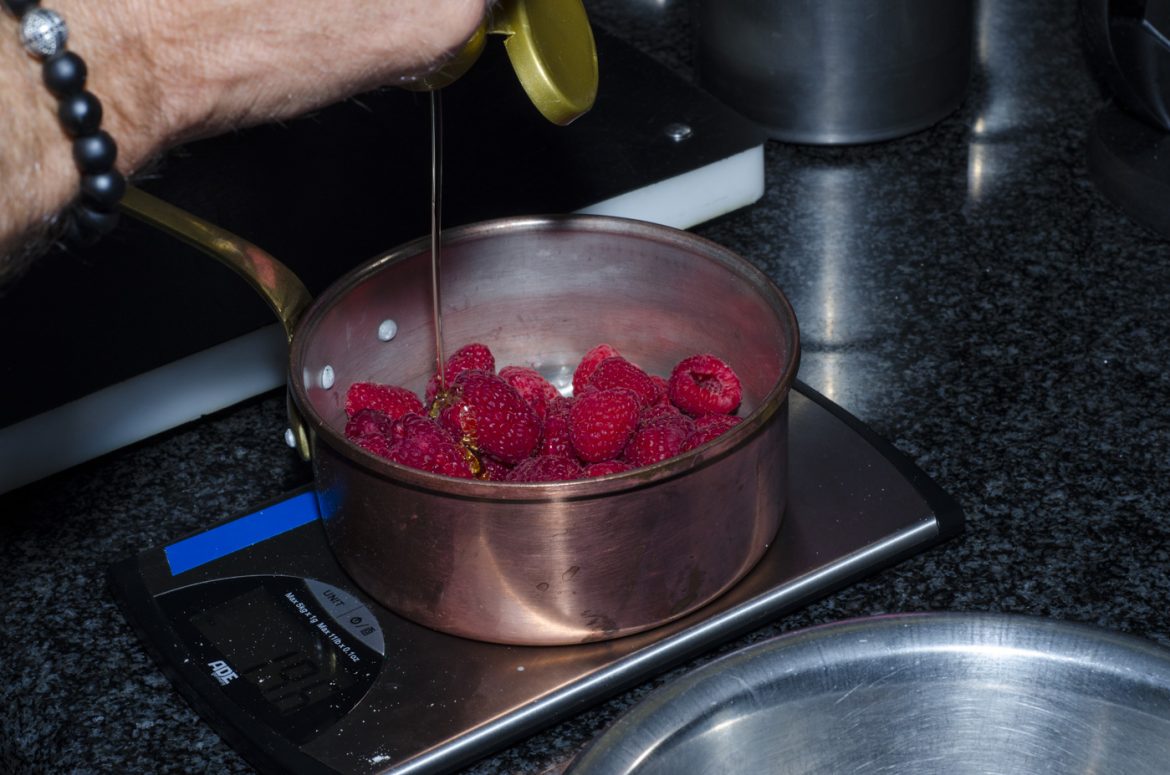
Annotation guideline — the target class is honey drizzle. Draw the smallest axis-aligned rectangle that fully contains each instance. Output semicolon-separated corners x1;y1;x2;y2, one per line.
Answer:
427;92;490;481
429;90;448;393
428;384;489;479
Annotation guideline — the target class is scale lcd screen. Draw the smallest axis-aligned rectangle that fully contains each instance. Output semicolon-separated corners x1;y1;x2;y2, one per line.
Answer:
191;586;355;716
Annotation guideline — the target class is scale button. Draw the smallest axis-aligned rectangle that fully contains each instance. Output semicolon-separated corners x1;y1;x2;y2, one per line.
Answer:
335;604;385;655
304;578;363;618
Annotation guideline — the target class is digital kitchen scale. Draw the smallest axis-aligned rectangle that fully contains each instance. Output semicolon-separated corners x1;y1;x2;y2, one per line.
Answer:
109;384;964;775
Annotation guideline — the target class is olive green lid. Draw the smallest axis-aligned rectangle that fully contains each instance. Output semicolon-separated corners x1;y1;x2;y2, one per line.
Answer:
490;0;598;125
407;0;598;126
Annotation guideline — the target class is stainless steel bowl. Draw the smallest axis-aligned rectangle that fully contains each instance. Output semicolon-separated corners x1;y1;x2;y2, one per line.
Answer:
567;612;1170;773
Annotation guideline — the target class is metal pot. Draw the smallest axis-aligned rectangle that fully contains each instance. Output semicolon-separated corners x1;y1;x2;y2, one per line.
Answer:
123;188;800;645
567;612;1170;773
692;0;975;144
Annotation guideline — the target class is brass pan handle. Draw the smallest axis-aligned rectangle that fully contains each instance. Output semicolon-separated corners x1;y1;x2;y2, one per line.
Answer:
119;185;315;461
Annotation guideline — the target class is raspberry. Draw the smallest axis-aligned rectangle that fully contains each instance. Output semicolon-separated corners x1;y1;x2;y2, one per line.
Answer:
574;383;600;399
638;403;696;437
505;455;583;482
479;456;513;481
426;342;496;403
352;431;394;458
343;341;744;480
586;357;662;407
569;387;640;463
548;395;574;418
344;408;398;441
438;370;541;464
624;424;689;467
539;397;575;457
650;375;671;406
446;342;496;380
387;437;474;478
681;414;743;452
394;412;460;445
499;365;560;420
583;460;633;477
572;343;621;395
378;413;475;478
668;354;743;416
345;382;423;419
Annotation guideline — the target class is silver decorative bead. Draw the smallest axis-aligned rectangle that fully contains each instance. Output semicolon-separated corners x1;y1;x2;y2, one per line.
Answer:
20;8;68;59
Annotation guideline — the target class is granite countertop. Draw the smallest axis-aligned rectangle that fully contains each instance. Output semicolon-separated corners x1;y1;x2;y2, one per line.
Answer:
5;0;1170;772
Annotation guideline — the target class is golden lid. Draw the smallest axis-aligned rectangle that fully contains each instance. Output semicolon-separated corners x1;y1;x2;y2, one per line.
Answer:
405;0;598;126
490;0;599;126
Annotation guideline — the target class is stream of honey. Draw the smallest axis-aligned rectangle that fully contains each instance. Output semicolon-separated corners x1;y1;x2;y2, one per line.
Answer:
430;90;447;393
427;91;485;477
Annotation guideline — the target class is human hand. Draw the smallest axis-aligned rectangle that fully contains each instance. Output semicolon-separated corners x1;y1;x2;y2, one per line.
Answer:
0;0;487;265
121;0;489;146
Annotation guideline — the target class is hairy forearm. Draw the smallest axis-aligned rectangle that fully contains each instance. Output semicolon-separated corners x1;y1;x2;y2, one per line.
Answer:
0;0;485;272
1;5;88;258
0;1;167;259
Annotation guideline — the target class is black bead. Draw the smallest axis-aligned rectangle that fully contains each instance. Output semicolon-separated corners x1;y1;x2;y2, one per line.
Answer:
73;202;120;234
43;51;87;97
2;0;40;18
80;170;126;209
61;203;119;248
59;213;92;248
73;130;117;173
58;91;103;137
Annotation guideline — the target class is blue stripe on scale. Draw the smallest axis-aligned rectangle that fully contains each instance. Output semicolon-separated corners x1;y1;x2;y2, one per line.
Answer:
164;491;319;575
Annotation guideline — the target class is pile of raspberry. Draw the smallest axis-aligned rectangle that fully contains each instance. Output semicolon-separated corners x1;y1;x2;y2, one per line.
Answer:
342;342;744;482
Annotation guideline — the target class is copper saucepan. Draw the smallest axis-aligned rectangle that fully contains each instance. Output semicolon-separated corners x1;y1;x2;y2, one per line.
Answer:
122;187;800;646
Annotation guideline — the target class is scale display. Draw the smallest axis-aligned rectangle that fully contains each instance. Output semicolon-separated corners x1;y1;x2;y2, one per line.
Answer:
108;385;964;775
160;576;382;745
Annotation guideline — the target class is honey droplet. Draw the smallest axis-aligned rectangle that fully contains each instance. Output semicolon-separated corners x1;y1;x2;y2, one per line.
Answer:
459;442;486;479
428;388;456;418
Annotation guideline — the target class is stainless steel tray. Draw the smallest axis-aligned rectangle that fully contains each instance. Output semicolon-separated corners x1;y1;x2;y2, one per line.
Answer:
567;612;1170;774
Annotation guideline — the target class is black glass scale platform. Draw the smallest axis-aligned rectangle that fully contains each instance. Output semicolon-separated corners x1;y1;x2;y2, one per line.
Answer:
109;383;964;775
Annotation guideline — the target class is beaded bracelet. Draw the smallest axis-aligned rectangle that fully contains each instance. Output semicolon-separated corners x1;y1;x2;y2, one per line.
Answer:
4;0;125;247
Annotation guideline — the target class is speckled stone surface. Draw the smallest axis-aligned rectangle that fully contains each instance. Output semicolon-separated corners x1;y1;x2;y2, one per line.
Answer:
5;0;1170;773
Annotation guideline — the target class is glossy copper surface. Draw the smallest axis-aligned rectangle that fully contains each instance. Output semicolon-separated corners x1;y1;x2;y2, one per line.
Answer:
290;217;800;644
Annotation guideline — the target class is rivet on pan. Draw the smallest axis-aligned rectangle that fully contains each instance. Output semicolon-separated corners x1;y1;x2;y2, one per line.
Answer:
378;319;399;341
284;429;297;448
320;365;335;389
664;122;693;142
